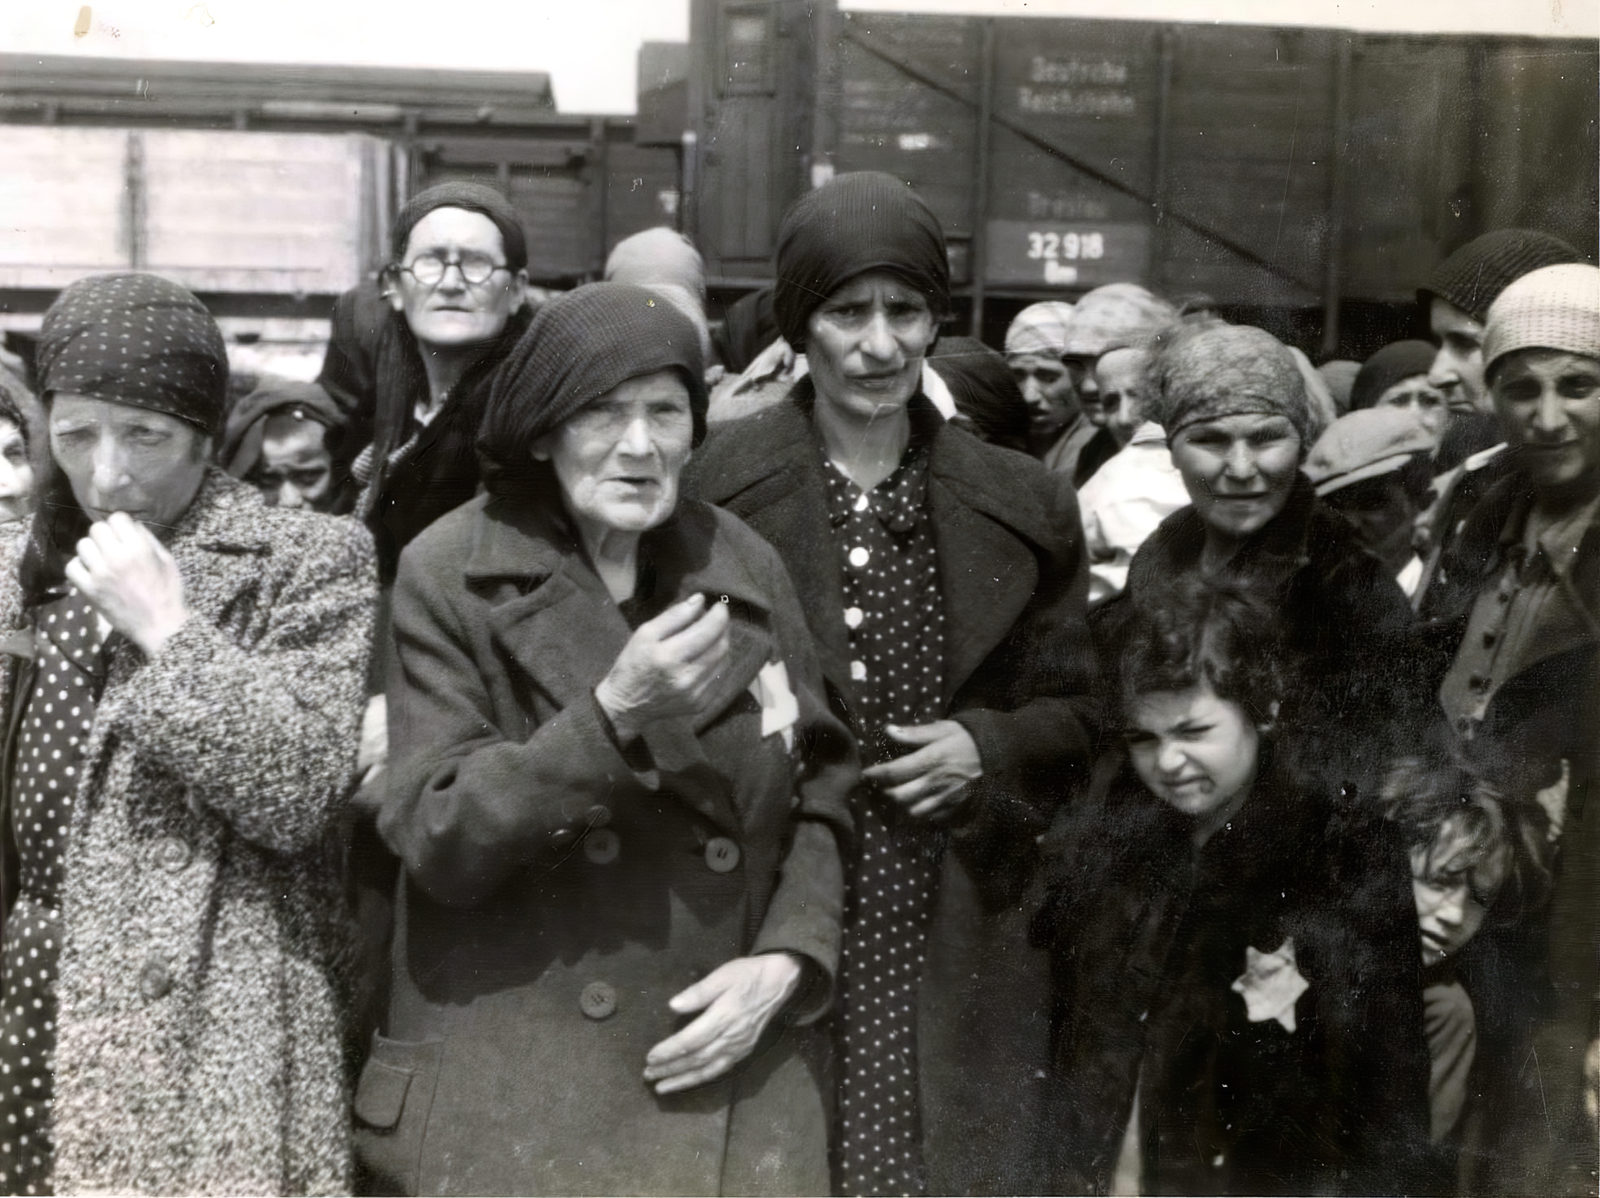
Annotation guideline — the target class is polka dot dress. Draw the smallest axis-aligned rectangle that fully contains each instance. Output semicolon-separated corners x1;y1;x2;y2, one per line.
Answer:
823;446;948;1197
1;589;105;1196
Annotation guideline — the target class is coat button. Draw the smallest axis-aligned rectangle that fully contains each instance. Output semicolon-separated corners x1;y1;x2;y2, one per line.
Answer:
549;827;578;851
583;828;620;865
704;837;741;873
579;981;616;1020
151;836;192;872
585;805;612;828
139;955;172;1001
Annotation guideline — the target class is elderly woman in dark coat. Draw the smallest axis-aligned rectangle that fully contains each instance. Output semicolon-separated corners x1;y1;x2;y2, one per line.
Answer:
684;171;1097;1196
354;284;856;1196
0;274;375;1194
1102;321;1433;798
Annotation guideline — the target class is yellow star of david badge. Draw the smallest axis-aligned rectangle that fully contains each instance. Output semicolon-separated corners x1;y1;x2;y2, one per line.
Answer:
1231;936;1309;1032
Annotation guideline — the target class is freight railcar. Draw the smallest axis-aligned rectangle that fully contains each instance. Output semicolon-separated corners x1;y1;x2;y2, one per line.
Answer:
686;0;1598;356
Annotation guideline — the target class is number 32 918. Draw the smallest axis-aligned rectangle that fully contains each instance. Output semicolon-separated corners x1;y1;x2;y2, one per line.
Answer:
1027;231;1105;261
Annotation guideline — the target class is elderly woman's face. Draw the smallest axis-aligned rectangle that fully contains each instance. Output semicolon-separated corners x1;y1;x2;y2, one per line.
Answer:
0;417;34;524
1169;413;1303;545
805;271;937;421
534;369;694;539
49;393;212;531
1375;375;1449;441
390;207;526;351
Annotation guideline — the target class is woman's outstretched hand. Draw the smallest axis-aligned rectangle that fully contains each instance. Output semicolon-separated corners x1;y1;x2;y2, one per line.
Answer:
596;593;730;742
643;953;804;1094
863;720;983;819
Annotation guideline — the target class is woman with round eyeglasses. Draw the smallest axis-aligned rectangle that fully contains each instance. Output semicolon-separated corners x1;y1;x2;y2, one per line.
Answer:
1103;321;1433;798
320;182;532;583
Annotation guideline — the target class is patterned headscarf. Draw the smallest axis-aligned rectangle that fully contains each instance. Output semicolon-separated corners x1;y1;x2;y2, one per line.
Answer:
35;273;228;434
1151;323;1318;452
1004;302;1077;358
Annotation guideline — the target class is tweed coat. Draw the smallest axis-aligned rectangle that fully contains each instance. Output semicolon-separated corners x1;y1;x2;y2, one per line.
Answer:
355;493;856;1196
682;390;1098;1195
0;470;376;1195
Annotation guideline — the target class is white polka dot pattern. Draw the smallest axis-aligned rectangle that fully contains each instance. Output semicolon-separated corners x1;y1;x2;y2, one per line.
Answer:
1;588;105;1195
822;449;948;1197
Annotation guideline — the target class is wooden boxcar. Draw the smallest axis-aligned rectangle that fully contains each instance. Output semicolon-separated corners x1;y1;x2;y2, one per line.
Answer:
686;0;1598;355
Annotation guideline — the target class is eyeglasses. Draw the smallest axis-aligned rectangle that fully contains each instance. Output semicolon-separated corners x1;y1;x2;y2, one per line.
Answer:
397;251;509;287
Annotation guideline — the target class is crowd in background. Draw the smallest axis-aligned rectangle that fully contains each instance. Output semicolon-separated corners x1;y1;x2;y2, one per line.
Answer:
0;171;1592;1197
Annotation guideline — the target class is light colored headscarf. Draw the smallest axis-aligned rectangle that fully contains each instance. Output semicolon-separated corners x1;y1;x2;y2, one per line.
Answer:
1004;301;1076;358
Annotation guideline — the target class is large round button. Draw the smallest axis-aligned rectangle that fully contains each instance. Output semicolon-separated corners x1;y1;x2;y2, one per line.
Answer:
704;837;741;873
579;981;616;1020
151;836;191;872
139;956;173;1001
583;828;620;865
548;827;578;852
585;805;613;829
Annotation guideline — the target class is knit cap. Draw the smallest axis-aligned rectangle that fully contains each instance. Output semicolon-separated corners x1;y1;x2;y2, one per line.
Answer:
1060;283;1178;358
1349;341;1439;412
773;172;949;351
1004;302;1076;358
478;283;707;492
1304;407;1438;497
1418;229;1583;323
1151;323;1317;451
605;228;706;304
36;273;228;434
391;181;528;273
1483;263;1600;377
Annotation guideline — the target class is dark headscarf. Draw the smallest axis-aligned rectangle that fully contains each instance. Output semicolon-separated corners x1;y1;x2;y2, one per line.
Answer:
930;337;1030;452
1349;340;1438;412
36;273;228;434
219;376;349;482
773;172;949;351
478;283;708;497
391;181;528;273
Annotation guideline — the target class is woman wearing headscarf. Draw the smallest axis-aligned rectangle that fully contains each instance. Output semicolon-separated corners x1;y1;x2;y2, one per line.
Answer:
354;284;855;1196
0;274;375;1194
684;171;1096;1196
1349;339;1451;442
318;181;533;581
1102;322;1432;798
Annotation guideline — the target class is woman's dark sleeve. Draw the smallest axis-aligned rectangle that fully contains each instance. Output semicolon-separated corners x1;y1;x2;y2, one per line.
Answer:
378;550;662;908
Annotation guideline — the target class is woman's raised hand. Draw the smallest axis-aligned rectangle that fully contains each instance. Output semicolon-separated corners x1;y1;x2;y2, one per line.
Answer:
642;953;804;1094
595;593;731;742
66;513;190;656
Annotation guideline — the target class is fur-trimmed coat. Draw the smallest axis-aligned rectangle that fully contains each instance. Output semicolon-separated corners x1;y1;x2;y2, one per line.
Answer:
0;471;376;1195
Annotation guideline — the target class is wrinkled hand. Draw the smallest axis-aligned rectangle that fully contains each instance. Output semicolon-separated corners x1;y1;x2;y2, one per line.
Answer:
643;953;804;1094
595;593;730;742
863;720;983;819
65;512;189;656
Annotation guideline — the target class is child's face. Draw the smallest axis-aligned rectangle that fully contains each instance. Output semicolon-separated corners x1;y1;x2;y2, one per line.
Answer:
1410;812;1508;967
1127;683;1262;842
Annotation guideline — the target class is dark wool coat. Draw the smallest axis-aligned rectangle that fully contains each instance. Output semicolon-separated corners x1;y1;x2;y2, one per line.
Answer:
1103;474;1435;797
1422;469;1600;1194
683;392;1098;1195
1032;748;1432;1196
318;280;535;582
355;494;856;1196
0;471;376;1195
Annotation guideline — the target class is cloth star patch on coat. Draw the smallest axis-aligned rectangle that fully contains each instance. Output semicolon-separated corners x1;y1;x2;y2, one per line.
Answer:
748;659;798;751
1231;936;1309;1031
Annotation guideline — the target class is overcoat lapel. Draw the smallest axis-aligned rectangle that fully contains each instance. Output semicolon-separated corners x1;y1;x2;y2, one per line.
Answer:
473;498;778;835
927;433;1051;703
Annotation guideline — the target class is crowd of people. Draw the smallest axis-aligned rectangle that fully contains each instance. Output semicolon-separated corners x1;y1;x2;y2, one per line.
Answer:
0;170;1591;1197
